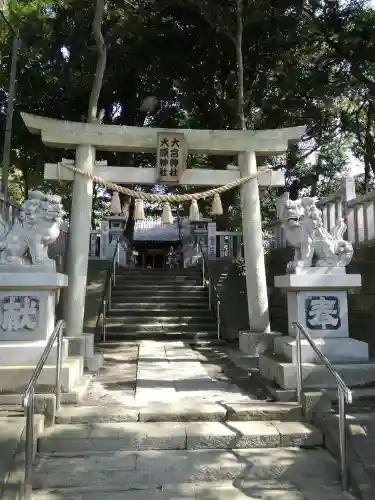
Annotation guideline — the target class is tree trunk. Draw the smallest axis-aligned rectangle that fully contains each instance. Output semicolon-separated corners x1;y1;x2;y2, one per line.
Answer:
22;165;29;200
87;0;107;124
236;0;246;131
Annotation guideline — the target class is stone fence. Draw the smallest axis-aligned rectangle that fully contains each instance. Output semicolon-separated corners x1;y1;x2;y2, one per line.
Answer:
265;175;372;249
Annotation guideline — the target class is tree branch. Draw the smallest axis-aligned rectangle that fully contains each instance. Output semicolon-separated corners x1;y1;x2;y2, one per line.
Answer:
190;0;236;45
322;29;375;99
87;0;107;123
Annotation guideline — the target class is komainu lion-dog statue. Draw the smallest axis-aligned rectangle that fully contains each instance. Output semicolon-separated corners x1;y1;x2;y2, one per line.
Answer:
0;191;64;270
278;196;353;274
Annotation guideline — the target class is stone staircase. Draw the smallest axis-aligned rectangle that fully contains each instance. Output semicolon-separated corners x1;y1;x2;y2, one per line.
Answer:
105;268;218;341
17;340;356;499
0;266;360;499
28;405;356;499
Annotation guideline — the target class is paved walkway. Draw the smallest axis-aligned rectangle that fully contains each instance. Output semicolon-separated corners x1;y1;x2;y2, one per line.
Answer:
0;341;360;499
83;341;265;407
31;341;356;499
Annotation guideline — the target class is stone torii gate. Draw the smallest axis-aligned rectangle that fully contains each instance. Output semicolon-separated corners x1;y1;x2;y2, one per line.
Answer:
21;112;305;339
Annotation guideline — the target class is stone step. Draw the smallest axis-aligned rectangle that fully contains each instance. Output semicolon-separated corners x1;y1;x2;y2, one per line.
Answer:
111;293;208;301
114;278;202;284
105;316;216;325
259;351;375;390
0;374;93;407
114;280;203;283
31;448;348;496
113;283;206;293
104;324;217;334
110;303;209;311
115;277;202;283
116;270;201;276
105;319;216;328
37;420;322;453
115;282;203;289
113;285;206;292
331;387;375;413
56;402;302;424
31;482;357;500
98;331;217;341
0;356;83;393
96;339;227;347
107;309;211;317
111;296;207;304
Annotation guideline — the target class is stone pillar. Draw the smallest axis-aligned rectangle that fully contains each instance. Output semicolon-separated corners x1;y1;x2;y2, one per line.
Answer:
207;222;217;259
100;219;110;260
239;151;270;333
65;144;95;336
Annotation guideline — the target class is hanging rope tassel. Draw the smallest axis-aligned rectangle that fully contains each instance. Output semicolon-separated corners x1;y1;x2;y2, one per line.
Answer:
134;199;145;221
110;191;122;215
211;193;223;216
189;199;200;221
161;202;173;224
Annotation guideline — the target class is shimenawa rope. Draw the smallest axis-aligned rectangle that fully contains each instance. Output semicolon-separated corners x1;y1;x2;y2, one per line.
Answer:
59;162;273;221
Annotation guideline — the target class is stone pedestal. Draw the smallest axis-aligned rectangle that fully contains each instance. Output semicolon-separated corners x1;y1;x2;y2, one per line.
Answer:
65;332;104;372
259;268;375;394
0;273;84;394
239;330;280;357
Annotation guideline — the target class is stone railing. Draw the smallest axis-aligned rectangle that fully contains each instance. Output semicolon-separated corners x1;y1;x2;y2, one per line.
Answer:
0;197;21;226
264;176;375;248
89;221;243;264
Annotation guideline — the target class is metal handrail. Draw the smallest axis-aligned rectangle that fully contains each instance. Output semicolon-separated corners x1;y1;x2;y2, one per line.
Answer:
293;321;352;491
95;239;120;342
194;234;221;340
22;319;65;500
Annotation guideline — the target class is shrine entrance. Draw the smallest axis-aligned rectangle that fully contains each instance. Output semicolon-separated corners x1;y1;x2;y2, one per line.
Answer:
21;112;305;338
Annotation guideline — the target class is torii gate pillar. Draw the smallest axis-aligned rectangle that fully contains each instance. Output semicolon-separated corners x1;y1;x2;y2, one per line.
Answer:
65;144;95;337
239;151;270;332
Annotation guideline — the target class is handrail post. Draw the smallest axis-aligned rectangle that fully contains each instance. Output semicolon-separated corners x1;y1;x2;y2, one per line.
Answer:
24;393;34;500
202;255;205;286
338;387;348;490
55;326;63;411
103;299;107;342
108;275;112;310
208;278;212;311
217;296;220;340
113;255;117;287
296;324;303;405
21;320;66;498
293;321;350;491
